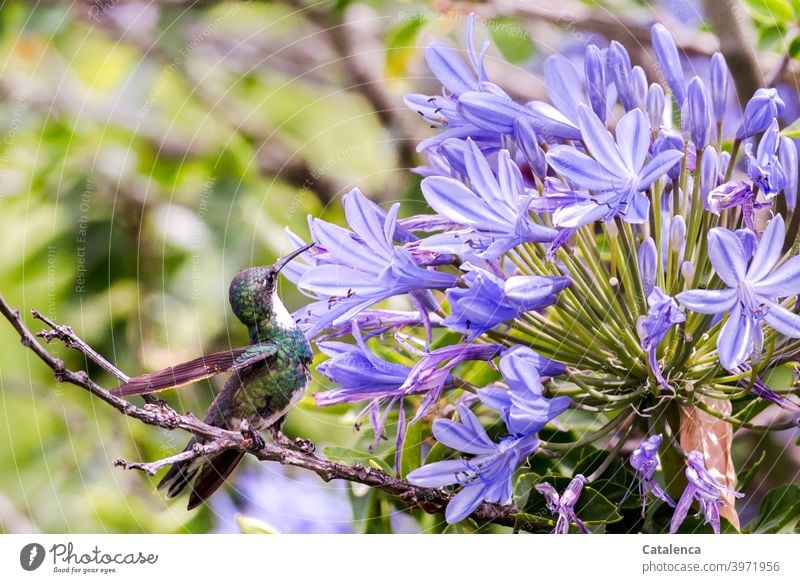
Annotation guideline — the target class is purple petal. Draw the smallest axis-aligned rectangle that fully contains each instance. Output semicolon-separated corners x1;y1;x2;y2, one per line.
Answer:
553;200;610;228
477;386;512;412
526;101;582;140
625;191;650;224
544;54;585;121
676;288;737;314
651;23;686;105
708;228;747;286
763;303;800;338
546;146;621;192
669;485;697;533
432;418;497;455
426;41;476;96
446;483;487;523
343;189;393;255
753;255;800;297
748;215;785;282
577;105;629;177
717;304;758;371
458;91;527;133
421;176;507;231
637;150;684;190
407;459;466;488
616;108;650;171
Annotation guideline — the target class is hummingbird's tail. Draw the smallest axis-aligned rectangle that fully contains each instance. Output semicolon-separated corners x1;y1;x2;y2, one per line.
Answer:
158;438;245;510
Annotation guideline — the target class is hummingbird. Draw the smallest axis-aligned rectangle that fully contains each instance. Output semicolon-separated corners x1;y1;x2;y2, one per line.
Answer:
112;243;315;510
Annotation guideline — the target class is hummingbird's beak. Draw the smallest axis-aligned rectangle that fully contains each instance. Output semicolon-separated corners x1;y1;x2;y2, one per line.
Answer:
273;242;316;273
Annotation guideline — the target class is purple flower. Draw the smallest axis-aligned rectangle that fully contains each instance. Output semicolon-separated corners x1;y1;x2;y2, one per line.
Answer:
458;89;581;141
745;119;787;197
514;118;548;180
647;83;666;130
686;77;711;149
651;23;686;105
637;287;686;389
420;140;557;258
749;376;800;411
700;146;720;206
779;137;798;210
316;309;444;341
444;263;570;340
629;434;675;514
546;106;683;227
669;451;743;534
738;88;785;139
536;475;590;534
404;15;501;153
402;343;504;423
707;180;768;231
638;237;659;296
477;346;570;436
407;403;538;523
294;189;458;338
710;53;730;124
315;328;413;406
584;44;608;121
608;41;635;111
424;14;487;97
676;215;800;370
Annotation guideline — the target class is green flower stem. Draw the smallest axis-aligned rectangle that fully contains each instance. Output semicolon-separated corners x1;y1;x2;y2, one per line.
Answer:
517;311;609;358
651;179;666;290
485;330;593;366
571;232;644;357
586;415;636;483
566;373;645;402
616;218;647;315
539;411;629;452
683;148;705;267
723;138;741;182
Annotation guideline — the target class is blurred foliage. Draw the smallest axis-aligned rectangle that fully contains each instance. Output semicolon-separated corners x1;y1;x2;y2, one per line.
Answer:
0;0;798;534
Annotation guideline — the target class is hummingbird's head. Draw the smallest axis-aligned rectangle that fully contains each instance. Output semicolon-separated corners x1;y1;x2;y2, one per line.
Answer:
228;243;315;327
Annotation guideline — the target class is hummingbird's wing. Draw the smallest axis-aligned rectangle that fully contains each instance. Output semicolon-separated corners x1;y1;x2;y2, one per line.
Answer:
112;342;278;398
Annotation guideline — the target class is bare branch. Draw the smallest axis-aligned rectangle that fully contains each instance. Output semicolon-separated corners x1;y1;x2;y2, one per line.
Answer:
0;292;550;532
32;309;130;382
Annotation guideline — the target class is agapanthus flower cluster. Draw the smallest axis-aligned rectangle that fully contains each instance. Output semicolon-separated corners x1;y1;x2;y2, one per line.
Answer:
285;15;800;531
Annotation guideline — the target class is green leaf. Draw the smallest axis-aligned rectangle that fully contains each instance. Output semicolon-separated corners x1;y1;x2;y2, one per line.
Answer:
489;17;535;64
422;439;451;465
322;446;394;474
789;34;800;59
385;17;427;78
400;420;424;477
746;484;800;533
737;449;766;492
515;474;623;527
236;514;278;534
757;23;788;50
363;490;393;533
780;116;800;137
744;0;795;24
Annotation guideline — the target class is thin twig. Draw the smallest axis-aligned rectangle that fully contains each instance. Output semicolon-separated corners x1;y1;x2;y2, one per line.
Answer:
32;309;129;382
0;292;549;532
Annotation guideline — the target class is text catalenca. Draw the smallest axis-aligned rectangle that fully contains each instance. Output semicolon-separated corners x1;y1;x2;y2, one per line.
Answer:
642;545;701;555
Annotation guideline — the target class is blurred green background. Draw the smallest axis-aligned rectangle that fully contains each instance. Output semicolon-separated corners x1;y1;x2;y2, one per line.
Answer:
0;0;798;533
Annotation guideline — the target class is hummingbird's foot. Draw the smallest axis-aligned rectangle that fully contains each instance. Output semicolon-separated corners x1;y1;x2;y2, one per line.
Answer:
269;425;292;447
293;437;315;454
240;422;266;451
268;426;315;453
